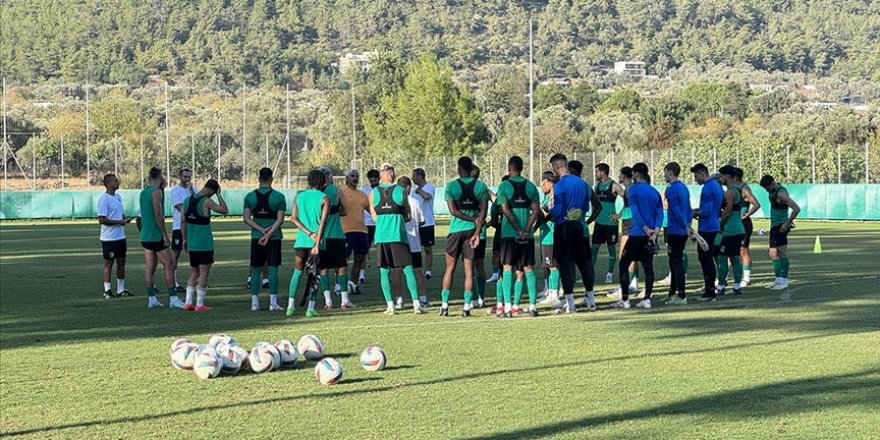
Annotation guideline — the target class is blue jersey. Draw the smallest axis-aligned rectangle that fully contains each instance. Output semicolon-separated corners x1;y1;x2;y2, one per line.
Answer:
698;178;724;233
628;182;663;237
665;180;693;235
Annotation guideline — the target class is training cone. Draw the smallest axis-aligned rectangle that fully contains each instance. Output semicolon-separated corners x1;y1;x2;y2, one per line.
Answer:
813;236;823;254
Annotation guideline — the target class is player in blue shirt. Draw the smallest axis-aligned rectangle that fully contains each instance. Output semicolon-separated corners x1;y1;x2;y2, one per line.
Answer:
661;162;694;305
690;163;725;301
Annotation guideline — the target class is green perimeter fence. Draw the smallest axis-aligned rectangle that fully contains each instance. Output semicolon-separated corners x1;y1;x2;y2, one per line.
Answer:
1;185;879;221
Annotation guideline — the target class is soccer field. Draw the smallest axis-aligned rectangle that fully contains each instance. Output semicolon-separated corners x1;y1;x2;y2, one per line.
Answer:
1;219;878;439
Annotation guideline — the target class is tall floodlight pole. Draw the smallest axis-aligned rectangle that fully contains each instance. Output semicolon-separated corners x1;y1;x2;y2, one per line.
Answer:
285;84;291;189
2;77;7;191
242;84;247;186
351;85;357;167
164;82;171;175
85;82;91;189
528;15;535;182
60;133;65;189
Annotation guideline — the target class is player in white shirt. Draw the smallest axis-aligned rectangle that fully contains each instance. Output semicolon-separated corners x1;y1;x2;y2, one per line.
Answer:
360;169;381;283
392;176;430;309
97;174;134;299
411;168;436;280
169;168;197;293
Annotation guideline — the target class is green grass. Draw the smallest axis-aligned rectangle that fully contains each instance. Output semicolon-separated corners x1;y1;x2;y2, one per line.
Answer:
1;219;879;439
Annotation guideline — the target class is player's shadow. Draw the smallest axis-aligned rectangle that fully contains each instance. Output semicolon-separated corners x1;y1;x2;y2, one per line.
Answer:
382;364;416;371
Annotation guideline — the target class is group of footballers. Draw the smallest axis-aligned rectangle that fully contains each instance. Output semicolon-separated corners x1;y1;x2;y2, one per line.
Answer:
95;152;800;317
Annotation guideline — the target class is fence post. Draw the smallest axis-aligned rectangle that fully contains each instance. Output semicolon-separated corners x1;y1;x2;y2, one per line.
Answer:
114;135;118;177
690;146;695;183
786;144;790;180
216;132;221;179
837;145;842;184
32;141;36;184
443;156;447;184
140;136;144;189
60;132;65;189
811;144;816;184
650;149;654;180
759;146;763;180
85;81;90;189
191;133;195;182
866;141;870;184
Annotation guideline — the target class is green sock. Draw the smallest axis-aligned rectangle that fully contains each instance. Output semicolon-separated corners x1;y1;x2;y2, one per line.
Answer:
268;266;279;295
463;290;474;308
717;257;729;286
607;246;617;274
628;271;637;282
526;271;537;306
772;259;782;278
780;257;790;278
167;287;177;298
495;278;503;304
379;268;393;302
743;264;751;272
339;274;349;293
250;267;262;296
441;289;451;306
402;266;419;301
288;269;303;299
683;251;689;275
146;285;156;298
502;270;513;305
549;269;560;291
513;278;524;308
320;274;330;293
591;245;600;268
476;276;486;300
731;256;743;284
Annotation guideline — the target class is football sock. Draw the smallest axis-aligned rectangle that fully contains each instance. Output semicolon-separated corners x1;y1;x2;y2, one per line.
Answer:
167;287;178;299
440;289;451;308
250;267;262;296
549;269;560;291
268;266;279;295
607;246;617;274
287;298;295;310
683;251;689;275
590;245;600;267
463;290;474;310
717;257;729;287
270;294;278;307
380;267;393;303
116;278;125;293
104;282;112;292
772;259;782;278
402;266;420;301
780;257;790;279
288;269;303;299
339;274;350;304
475;275;486;300
146;285;156;298
185;286;195;305
525;270;537;306
196;287;206;306
495;277;503;304
513;278;524;308
731;256;743;284
502;270;513;308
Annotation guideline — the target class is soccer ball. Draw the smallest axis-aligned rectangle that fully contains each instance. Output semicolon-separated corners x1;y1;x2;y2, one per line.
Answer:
208;333;237;349
170;338;192;354
274;340;300;368
253;342;282;371
231;345;250;371
314;357;343;385
249;343;275;374
217;345;245;374
193;350;222;380
360;346;387;372
758;228;766;236
195;344;218;358
170;342;199;370
298;334;325;361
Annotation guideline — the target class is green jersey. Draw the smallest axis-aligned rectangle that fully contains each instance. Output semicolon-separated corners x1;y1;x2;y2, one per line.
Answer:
294;189;327;249
444;177;489;234
244;186;286;240
539;194;554;245
495;176;540;239
595;179;618;225
371;184;408;244
769;185;790;227
322;184;345;240
621;187;632;221
741;183;752;215
139;185;164;242
183;194;214;251
721;184;746;236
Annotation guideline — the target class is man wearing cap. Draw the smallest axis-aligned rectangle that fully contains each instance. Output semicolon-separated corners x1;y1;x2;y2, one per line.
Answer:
360;169;381;283
243;167;287;311
339;169;370;297
411;168;436;280
691;163;725;301
318;166;354;309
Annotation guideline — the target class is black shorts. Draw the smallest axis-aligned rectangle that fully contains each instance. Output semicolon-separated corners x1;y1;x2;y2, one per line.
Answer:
294;247;312;261
491;229;502;256
345;232;370;256
419;225;435;248
250;239;282;267
377;243;412;268
769;225;789;248
591;223;619;246
367;225;376;245
500;237;536;268
410;251;423;269
141;240;168;252
742;218;753;248
189;250;215;267
446;230;476;261
101;239;127;261
319;238;347;269
541;244;556;267
718;234;744;257
171;230;184;251
474;236;488;260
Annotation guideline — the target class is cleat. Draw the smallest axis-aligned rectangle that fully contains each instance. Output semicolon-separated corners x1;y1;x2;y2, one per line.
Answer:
383;308;395;316
510;307;522;317
358;277;366;284
268;304;284;312
539;291;559;305
604;273;614;284
476;298;485;308
251;304;260;312
183;303;195;311
424;271;432;281
486;272;500;283
333;284;341;296
341;302;357;309
323;304;334;310
611;300;631;309
488;305;501;315
169;298;186;310
414;307;425;315
103;289;116;300
666;295;688;305
769;282;789;291
116;290;134;297
741;279;751;287
657;275;672;286
347;280;358;293
439;307;449;317
699;293;717;302
262;280;270;289
394;302;403;310
461;309;471;318
175;285;186;294
583;296;597;312
715;285;727;296
607;287;622;300
147;298;164;308
305;309;320;318
420;300;432;308
732;288;743;295
194;305;213;312
245;278;251;289
636;299;652;309
529;309;539;318
501;311;512;319
285;308;295;317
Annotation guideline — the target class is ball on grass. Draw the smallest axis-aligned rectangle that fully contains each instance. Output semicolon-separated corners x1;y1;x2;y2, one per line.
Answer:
274;340;300;368
314;357;343;385
297;334;325;361
360;346;387;372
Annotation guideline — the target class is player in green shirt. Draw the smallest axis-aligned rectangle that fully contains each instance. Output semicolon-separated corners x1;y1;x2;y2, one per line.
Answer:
440;156;489;317
180;179;228;312
139;167;185;309
243;167;287;311
735;168;761;286
470;165;490;309
716;166;746;295
487;176;507;316
317;166;352;310
289;170;331;317
536;171;562;308
370;163;424;315
592;163;625;284
759;174;800;292
495;156;541;318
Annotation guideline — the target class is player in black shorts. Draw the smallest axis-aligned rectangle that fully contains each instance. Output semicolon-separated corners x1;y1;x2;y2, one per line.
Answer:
734;167;760;286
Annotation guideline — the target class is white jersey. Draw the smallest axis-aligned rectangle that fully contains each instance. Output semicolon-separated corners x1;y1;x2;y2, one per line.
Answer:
170;184;197;230
412;183;436;227
362;184;376;227
97;192;126;241
405;195;424;253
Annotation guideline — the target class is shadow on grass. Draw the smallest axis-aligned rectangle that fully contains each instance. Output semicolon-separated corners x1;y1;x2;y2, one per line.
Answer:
1;333;875;438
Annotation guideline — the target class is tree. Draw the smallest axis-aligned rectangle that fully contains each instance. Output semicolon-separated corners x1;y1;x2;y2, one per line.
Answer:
596;88;642;113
